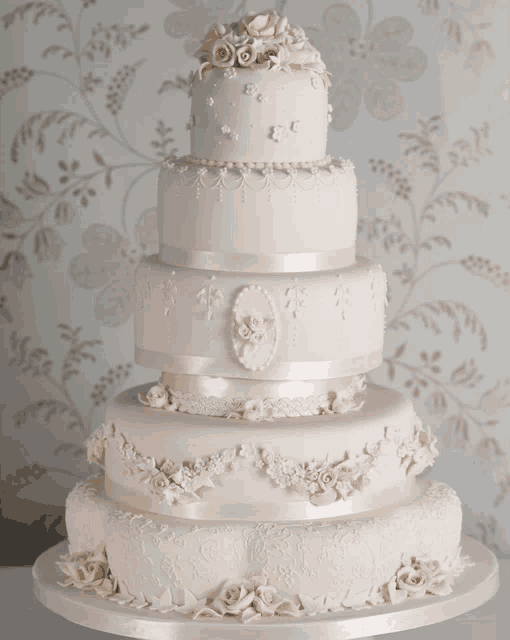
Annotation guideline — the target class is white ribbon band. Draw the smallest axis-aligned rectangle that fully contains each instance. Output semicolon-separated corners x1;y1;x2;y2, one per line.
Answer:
105;475;417;522
159;244;356;273
159;372;356;400
136;347;382;380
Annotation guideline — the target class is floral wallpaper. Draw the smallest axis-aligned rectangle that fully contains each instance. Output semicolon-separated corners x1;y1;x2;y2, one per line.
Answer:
1;0;509;565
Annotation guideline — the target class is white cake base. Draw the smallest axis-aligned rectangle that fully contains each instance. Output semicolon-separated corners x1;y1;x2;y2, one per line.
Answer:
33;537;498;640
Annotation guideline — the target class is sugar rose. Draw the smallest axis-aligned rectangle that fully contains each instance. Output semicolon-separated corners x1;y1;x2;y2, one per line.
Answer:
242;10;288;39
248;314;265;331
243;398;266;421
249;331;265;345
212;578;256;615
318;467;338;490
238;323;252;339
260;43;281;63
286;24;306;41
396;565;431;597
150;471;171;492
203;22;230;43
253;585;284;615
57;546;116;598
211;39;236;67
237;44;257;67
144;384;169;409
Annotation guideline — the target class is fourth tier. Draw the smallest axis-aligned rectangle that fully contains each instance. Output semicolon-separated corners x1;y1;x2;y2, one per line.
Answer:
87;382;438;522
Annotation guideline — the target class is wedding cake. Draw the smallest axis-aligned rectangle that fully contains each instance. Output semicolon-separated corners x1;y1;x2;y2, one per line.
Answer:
59;10;467;624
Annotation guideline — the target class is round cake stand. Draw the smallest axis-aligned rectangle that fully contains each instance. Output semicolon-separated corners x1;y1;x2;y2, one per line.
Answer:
33;535;499;640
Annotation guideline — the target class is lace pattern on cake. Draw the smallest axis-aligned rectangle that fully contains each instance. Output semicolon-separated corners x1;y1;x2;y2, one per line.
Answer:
101;551;470;618
137;376;367;420
57;518;470;619
87;412;438;508
65;475;466;614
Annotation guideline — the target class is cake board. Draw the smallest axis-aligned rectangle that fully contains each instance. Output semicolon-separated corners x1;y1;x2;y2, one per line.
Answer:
33;536;499;640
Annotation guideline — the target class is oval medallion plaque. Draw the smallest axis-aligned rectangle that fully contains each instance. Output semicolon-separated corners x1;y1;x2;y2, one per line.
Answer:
232;285;280;371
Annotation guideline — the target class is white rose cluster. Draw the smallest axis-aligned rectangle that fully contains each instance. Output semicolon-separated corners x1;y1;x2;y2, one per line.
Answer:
258;445;378;507
194;10;329;81
192;574;301;623
383;555;459;605
57;546;117;598
318;375;367;416
237;313;270;349
138;383;179;412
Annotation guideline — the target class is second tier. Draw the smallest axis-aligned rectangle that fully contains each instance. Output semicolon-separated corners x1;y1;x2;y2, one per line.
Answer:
158;157;357;273
135;256;386;384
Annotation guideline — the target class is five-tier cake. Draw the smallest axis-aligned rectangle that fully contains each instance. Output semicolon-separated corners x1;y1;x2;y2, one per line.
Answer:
59;10;467;624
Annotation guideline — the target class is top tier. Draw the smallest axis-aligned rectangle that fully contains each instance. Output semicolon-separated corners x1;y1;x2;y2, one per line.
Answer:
189;10;330;164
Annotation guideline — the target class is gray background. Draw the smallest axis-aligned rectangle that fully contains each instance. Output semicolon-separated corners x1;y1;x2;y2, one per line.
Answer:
0;0;509;565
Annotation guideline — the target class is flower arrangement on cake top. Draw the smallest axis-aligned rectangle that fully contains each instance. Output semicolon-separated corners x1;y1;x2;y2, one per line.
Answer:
194;9;330;82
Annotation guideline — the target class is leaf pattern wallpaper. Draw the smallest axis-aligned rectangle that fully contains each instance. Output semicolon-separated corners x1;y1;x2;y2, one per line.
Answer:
0;0;509;565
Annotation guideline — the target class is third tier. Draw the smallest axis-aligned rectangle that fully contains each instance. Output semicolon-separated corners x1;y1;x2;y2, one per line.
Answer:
135;256;386;387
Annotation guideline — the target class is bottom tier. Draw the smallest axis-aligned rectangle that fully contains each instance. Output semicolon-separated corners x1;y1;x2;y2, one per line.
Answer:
61;474;467;620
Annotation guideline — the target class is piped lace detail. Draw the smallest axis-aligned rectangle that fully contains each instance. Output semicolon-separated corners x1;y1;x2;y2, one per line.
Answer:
162;156;355;194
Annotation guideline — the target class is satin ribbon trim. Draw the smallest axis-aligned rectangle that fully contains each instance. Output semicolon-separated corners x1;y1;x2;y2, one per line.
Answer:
159;372;356;400
136;347;382;380
159;245;356;273
105;476;417;522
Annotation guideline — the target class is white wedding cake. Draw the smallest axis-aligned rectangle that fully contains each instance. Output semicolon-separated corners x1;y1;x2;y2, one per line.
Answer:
59;10;468;624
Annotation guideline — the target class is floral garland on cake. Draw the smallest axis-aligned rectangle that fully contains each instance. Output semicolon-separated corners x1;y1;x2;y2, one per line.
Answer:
255;418;438;507
137;375;367;421
56;545;471;621
84;416;438;509
194;9;330;84
86;423;239;506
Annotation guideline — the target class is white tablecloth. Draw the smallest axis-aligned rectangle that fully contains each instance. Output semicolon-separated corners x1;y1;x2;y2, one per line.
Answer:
2;560;508;639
